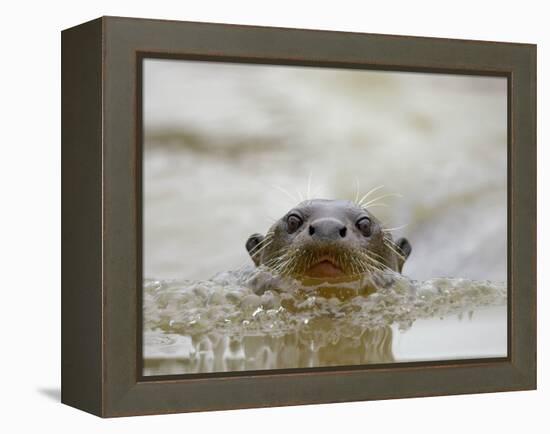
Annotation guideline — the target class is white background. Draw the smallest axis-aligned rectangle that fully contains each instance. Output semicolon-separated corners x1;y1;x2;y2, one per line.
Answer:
0;0;546;432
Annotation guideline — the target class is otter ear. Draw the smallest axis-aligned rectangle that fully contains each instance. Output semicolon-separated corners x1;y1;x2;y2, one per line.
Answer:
245;233;265;266
395;238;411;272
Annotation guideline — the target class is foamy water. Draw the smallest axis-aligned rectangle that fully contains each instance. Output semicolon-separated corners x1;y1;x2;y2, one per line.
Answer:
143;269;506;375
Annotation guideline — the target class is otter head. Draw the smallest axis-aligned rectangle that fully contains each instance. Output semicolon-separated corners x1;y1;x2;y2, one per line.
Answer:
245;199;411;281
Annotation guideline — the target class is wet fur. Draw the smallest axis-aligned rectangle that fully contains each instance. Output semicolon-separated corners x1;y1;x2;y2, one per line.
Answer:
246;199;411;280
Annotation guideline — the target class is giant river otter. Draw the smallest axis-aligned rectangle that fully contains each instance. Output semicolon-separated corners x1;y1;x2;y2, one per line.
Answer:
245;199;411;290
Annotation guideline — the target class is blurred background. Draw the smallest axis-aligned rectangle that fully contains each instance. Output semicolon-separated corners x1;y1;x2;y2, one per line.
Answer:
143;59;507;282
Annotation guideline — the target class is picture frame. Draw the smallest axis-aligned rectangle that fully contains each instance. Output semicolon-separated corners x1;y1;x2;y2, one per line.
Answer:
61;16;536;417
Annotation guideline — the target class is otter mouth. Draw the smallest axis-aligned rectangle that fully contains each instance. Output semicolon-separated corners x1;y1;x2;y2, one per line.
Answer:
303;256;345;279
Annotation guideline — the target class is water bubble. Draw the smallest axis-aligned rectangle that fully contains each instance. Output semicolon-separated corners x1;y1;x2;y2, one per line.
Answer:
144;272;506;374
252;307;264;317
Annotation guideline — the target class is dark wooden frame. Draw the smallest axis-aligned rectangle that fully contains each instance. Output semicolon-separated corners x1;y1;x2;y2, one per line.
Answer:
62;16;537;417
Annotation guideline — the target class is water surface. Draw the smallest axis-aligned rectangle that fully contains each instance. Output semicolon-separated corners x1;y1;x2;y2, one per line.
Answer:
143;269;506;375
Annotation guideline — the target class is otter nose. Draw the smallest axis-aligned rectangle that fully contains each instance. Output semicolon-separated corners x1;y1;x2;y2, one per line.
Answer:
308;218;347;240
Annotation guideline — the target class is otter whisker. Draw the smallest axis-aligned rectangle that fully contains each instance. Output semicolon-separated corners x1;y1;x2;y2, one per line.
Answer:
363;254;390;272
346;252;365;277
382;224;409;232
287;256;300;276
267;252;295;275
250;241;273;259
368;250;392;268
270;254;292;269
362;193;403;209
234;239;276;273
357;261;367;277
354;178;361;204
246;252;286;279
366;203;389;208
295;188;304;202
256;248;291;271
252;237;273;251
278;258;297;276
248;235;275;259
365;252;389;269
383;239;407;262
271;184;300;204
368;274;383;292
306;252;314;270
365;248;390;262
346;255;354;275
356;184;385;207
349;254;361;276
263;253;291;270
359;256;376;275
353;249;390;273
362;256;377;274
362;254;376;271
254;233;274;246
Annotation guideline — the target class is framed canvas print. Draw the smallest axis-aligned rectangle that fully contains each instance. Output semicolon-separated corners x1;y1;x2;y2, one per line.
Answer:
61;16;536;417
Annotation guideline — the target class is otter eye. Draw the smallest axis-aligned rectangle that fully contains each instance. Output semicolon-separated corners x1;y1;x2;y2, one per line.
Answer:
286;214;303;234
356;217;372;236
